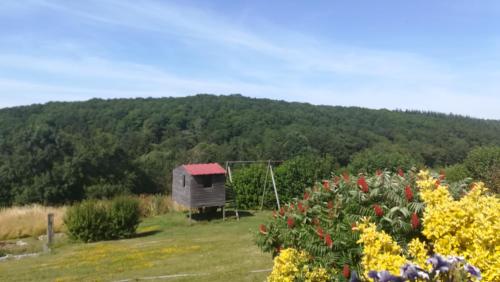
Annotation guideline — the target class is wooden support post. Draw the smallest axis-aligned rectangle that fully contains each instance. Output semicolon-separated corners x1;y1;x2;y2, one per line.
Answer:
47;213;54;245
222;206;225;221
270;165;280;210
259;160;270;210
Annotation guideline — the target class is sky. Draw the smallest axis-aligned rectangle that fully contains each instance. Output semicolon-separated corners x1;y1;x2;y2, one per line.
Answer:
0;1;500;119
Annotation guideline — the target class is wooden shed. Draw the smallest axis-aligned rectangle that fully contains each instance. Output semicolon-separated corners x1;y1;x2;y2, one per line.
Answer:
172;163;226;213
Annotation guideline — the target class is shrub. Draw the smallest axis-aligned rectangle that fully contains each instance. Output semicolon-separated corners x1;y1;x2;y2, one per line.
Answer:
64;200;110;242
464;146;500;193
64;197;140;242
349;144;421;174
108;196;140;239
255;170;469;280
443;163;469;183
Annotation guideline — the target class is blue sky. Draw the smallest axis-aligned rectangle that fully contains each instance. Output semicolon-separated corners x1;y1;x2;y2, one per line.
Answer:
1;1;500;119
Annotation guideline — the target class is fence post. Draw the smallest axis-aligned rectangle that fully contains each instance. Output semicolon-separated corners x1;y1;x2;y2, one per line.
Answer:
47;213;54;245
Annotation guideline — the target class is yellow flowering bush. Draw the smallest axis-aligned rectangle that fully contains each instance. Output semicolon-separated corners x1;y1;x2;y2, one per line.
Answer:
355;218;407;277
268;248;329;282
407;238;428;271
417;171;500;282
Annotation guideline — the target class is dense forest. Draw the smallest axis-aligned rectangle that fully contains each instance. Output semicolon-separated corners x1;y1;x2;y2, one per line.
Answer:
1;94;500;206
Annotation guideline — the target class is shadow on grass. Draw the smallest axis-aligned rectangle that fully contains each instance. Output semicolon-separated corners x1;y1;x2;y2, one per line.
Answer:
133;230;162;238
189;210;254;222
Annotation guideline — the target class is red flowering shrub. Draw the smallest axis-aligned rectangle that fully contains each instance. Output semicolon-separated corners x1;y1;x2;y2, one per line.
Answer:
411;212;420;229
342;264;350;279
405;185;414;202
373;204;384;217
357;176;369;193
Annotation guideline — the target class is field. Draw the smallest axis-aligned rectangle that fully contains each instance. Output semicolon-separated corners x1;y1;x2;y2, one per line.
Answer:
0;211;273;282
0;205;66;240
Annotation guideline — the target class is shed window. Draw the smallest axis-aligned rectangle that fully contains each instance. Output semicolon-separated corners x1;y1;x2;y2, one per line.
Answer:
201;175;212;187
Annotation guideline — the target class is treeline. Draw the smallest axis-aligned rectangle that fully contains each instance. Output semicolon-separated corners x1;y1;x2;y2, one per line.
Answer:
1;94;499;206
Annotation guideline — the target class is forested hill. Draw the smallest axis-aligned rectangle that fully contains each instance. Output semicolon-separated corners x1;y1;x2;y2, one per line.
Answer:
1;94;500;205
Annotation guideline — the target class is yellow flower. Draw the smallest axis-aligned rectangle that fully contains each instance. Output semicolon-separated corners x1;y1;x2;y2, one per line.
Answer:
417;171;500;282
407;238;428;271
356;218;406;277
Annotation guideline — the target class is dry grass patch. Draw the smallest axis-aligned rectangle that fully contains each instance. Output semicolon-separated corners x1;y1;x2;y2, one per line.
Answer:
0;205;66;240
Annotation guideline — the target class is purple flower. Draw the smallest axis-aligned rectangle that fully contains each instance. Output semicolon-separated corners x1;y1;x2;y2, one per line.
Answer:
464;264;482;280
349;270;361;282
400;263;429;280
368;270;405;282
427;254;451;274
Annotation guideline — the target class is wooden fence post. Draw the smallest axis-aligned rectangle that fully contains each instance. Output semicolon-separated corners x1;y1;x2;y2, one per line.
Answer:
47;213;54;245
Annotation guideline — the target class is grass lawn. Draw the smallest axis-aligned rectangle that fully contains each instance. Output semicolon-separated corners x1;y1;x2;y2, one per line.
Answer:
0;211;273;282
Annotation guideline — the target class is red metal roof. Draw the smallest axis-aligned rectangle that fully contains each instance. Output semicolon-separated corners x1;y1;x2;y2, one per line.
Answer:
183;163;226;176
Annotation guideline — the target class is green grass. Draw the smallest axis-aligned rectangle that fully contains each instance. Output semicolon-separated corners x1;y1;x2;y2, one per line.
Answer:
0;211;273;282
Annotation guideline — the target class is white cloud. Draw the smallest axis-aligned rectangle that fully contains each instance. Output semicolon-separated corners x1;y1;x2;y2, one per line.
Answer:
0;0;498;119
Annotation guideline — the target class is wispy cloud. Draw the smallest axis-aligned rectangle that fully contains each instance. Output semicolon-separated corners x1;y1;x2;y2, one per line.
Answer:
0;0;499;119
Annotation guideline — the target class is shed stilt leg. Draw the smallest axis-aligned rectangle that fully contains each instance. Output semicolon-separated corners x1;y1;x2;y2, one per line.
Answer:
189;209;192;222
222;206;225;221
235;209;239;221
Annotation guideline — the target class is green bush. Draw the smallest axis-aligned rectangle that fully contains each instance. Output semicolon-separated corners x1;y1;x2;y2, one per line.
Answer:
229;155;336;209
109;196;140;238
349;144;420;174
64;200;111;242
464;146;500;192
444;164;470;183
64;197;140;242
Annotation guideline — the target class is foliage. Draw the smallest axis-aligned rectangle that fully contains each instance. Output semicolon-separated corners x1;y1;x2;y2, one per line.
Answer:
64;200;110;242
228;155;335;209
349;144;421;174
1;95;500;206
417;171;500;281
268;248;330;282
64;197;140;242
464;146;500;192
228;164;268;209
108;196;141;239
443;164;470;183
255;170;438;280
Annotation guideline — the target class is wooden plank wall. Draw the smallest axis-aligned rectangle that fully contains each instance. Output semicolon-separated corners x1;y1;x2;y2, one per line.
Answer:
172;166;191;207
190;174;226;208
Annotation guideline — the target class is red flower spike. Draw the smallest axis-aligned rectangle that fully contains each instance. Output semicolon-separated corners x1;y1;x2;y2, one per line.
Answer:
287;217;295;229
376;169;382;176
373;204;384;217
342;264;350;279
405;186;414;202
298;202;306;213
398;168;404;177
439;169;446;180
324;234;333;248
342;171;350;182
303;191;310;200
435;180;441;187
279;207;285;216
316;227;324;239
357;176;369;193
259;224;267;234
411;213;420;229
327;200;334;209
290;203;295;210
351;223;357;231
